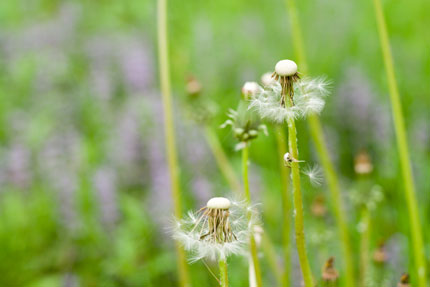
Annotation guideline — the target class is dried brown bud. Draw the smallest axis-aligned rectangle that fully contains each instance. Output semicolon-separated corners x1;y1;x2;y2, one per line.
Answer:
373;243;388;264
186;76;202;97
311;195;327;217
354;150;373;175
322;257;339;281
398;273;410;287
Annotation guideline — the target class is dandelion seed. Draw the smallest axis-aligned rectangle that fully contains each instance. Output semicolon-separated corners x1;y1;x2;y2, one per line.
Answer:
283;152;304;167
302;164;324;186
173;197;252;262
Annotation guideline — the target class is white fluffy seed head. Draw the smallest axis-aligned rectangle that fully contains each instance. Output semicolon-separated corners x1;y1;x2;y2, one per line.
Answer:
207;197;231;209
275;59;298;76
242;81;260;99
261;72;275;86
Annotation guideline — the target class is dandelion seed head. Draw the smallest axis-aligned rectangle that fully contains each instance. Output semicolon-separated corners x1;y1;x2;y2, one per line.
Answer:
173;197;253;262
261;72;275;86
249;74;330;123
242;81;262;99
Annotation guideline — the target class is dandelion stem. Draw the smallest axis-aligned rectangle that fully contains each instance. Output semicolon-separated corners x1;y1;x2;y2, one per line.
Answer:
359;208;371;287
204;127;242;194
284;0;355;285
219;258;229;287
157;0;190;285
275;126;291;287
285;98;314;287
242;145;263;287
207;127;282;283
372;0;427;285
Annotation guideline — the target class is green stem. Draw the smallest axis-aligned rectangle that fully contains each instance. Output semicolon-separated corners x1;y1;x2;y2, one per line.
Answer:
204;127;242;194
286;107;314;287
157;0;190;285
372;0;427;285
242;145;263;287
308;115;355;287
219;258;229;287
275;126;291;287
285;0;355;285
207;128;282;283
359;208;371;287
262;232;284;285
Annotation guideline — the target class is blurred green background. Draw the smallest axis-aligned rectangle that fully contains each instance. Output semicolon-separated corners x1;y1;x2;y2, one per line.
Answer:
0;0;428;286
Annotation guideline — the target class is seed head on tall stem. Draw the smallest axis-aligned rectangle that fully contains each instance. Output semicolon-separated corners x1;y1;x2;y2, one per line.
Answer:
272;59;300;107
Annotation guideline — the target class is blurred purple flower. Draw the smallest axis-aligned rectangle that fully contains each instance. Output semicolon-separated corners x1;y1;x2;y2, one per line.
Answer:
335;67;392;148
118;39;153;93
0;144;32;188
39;130;81;229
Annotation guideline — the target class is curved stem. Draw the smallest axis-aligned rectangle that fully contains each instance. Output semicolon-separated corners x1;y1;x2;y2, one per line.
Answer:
275;126;291;287
219;258;229;287
157;0;190;285
308;115;355;287
284;0;355;285
262;232;284;285
204;127;242;194
286;111;314;287
242;145;263;287
372;0;427;285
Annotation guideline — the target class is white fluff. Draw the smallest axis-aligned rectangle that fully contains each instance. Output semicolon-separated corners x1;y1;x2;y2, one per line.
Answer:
242;81;262;98
260;72;275;86
173;199;258;262
249;76;330;123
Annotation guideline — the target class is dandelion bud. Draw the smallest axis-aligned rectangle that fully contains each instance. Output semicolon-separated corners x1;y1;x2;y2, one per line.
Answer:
242;81;261;100
221;102;268;148
354;150;373;175
398;273;410;287
248;130;258;137
234;127;245;136
275;59;298;77
186;76;202;97
322;257;339;282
